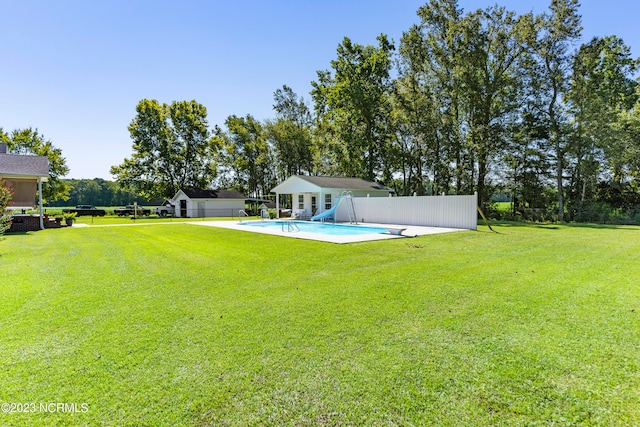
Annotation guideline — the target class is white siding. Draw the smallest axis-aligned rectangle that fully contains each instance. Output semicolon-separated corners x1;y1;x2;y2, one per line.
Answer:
200;200;245;217
174;197;244;218
292;193;310;218
174;195;189;218
335;193;478;230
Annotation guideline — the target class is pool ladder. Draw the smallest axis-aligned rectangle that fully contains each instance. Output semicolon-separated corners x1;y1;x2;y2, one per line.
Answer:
282;221;300;232
342;191;358;224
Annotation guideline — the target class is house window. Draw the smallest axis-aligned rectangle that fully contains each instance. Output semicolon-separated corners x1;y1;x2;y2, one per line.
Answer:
311;196;317;214
298;194;304;209
325;194;332;210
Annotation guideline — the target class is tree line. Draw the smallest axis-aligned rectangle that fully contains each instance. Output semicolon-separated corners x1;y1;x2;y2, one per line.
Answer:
46;178;147;207
107;0;639;222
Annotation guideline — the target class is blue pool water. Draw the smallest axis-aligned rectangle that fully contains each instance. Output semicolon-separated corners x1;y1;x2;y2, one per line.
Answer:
238;220;389;236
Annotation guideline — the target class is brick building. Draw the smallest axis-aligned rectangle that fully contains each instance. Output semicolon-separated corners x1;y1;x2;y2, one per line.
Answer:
0;142;50;231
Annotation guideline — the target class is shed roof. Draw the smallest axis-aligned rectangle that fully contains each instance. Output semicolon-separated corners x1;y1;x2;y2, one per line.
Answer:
0;153;49;179
180;189;246;200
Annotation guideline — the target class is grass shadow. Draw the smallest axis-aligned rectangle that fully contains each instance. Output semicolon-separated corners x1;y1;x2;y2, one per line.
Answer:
2;231;33;237
564;222;640;230
485;220;640;231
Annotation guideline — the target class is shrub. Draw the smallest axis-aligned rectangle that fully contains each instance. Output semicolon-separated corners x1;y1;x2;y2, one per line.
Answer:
0;180;13;235
62;211;78;221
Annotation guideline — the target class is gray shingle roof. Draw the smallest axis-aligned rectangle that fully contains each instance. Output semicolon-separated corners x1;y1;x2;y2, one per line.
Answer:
0;153;49;177
295;175;393;191
181;189;246;199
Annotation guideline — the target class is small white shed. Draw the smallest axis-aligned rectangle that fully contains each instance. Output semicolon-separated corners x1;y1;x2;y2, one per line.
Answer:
170;189;246;218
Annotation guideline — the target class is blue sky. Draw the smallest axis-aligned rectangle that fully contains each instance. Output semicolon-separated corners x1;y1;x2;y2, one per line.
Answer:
2;0;639;179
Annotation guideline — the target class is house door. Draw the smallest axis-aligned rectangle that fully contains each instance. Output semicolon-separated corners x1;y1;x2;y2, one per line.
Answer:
180;200;187;217
311;196;317;215
197;202;205;218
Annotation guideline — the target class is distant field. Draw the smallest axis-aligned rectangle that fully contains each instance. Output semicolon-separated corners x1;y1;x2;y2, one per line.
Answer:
493;201;512;212
1;222;639;425
41;206;154;216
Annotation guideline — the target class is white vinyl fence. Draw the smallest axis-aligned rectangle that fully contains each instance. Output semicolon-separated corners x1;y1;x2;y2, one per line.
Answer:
335;193;478;230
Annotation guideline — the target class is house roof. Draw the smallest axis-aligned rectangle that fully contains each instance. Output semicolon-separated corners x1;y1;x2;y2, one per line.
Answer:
180;189;246;200
297;175;393;191
0;153;49;179
272;175;393;193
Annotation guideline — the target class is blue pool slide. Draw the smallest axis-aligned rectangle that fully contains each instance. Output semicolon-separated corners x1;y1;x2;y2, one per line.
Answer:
311;196;343;221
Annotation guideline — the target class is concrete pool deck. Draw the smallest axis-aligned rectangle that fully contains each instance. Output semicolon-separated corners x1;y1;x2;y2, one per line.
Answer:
189;220;465;244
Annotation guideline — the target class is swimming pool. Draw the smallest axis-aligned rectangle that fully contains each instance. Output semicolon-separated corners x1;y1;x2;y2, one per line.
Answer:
238;220;389;236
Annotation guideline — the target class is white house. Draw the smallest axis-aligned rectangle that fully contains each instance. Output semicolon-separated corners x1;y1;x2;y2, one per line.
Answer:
170;189;246;218
271;175;393;219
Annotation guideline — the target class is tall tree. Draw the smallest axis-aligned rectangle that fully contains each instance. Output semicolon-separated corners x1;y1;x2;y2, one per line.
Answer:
390;68;440;195
567;36;639;217
219;115;274;197
265;85;315;180
463;6;536;208
311;34;395;181
535;0;582;221
502;109;553;217
618;86;640;180
2;127;70;203
396;3;456;196
111;99;217;199
407;0;470;195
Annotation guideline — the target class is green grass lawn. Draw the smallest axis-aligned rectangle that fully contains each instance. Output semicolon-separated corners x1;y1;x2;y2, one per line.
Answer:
1;223;639;426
